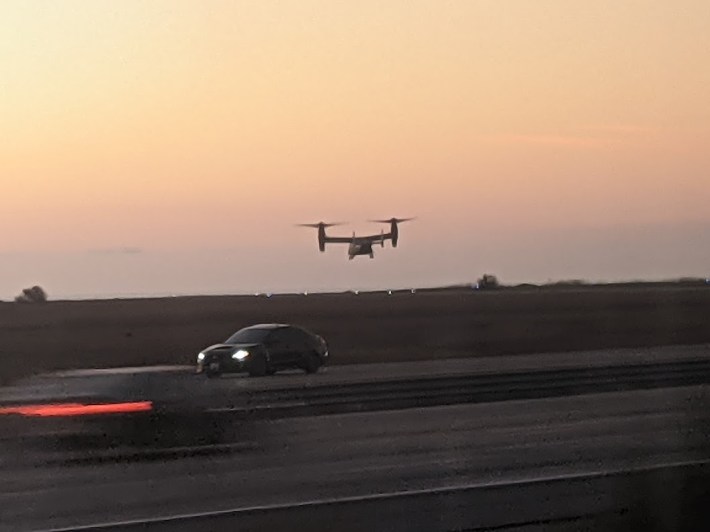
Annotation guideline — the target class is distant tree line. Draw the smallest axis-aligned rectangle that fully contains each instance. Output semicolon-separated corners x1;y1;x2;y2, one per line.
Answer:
476;274;500;290
15;285;48;303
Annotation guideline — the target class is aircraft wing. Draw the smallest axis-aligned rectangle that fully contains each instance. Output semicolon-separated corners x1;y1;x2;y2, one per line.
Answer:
353;232;392;243
324;233;392;244
323;236;354;244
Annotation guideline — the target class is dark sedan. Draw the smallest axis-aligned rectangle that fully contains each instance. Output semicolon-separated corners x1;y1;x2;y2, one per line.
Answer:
196;324;329;377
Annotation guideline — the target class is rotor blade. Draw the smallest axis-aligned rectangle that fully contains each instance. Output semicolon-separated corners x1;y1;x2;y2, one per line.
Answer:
368;217;416;224
295;222;348;228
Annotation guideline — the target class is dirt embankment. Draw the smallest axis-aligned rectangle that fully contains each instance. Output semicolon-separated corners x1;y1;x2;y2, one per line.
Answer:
1;286;709;384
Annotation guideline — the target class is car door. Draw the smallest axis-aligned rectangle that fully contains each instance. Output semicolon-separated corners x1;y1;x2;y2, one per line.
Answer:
288;328;314;359
264;328;293;367
283;328;307;365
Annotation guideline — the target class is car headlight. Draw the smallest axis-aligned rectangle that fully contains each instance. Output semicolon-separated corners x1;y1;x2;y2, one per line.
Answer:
232;349;250;360
197;352;205;362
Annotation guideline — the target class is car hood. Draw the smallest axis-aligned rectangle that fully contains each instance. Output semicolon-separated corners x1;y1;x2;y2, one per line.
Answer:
201;343;260;353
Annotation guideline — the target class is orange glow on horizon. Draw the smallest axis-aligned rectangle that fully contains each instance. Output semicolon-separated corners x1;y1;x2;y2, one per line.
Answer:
1;1;708;294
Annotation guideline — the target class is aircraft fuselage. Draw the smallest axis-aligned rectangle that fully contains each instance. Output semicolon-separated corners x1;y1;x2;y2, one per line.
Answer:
348;241;374;259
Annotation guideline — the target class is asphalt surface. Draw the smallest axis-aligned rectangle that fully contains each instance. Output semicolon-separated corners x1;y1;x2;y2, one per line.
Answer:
4;344;709;405
2;384;709;531
172;343;710;391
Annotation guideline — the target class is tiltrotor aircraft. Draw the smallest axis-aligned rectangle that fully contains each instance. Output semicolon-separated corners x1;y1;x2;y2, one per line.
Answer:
297;218;414;259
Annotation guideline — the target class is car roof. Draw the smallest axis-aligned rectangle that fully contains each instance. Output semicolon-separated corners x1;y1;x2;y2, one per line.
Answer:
243;323;291;330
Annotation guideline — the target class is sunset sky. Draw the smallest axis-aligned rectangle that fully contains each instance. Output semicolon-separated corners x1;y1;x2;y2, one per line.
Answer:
1;1;709;299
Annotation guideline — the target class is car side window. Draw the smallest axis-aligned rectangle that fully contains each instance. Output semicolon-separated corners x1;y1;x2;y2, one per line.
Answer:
280;328;304;346
289;328;310;347
266;329;288;347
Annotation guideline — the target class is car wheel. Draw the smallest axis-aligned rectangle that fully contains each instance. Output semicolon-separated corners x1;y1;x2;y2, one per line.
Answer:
266;367;277;376
205;364;222;378
302;352;321;374
248;354;268;377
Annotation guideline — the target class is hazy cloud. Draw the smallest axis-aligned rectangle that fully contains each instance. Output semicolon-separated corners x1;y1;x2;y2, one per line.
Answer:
489;134;620;148
485;124;658;149
584;124;659;135
87;247;144;256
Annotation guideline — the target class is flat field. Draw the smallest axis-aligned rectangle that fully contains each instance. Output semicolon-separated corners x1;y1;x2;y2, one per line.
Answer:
1;285;709;384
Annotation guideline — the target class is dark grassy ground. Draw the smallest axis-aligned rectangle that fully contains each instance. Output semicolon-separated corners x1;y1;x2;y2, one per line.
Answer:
1;285;709;385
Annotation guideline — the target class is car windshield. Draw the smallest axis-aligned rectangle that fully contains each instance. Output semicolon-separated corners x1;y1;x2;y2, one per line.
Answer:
225;328;272;344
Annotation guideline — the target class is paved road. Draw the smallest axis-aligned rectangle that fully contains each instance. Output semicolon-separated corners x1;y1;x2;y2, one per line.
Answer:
2;384;709;531
208;343;710;389
4;344;709;405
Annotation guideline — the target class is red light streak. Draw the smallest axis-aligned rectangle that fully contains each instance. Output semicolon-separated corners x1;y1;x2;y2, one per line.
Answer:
0;401;153;417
